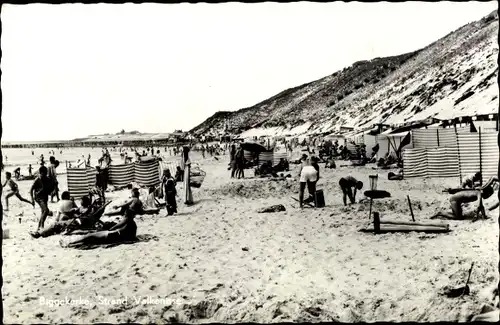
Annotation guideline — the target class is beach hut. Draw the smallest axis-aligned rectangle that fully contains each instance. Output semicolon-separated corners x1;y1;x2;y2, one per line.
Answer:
376;130;412;159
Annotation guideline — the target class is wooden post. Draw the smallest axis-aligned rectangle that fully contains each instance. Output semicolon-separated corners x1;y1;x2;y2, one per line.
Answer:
436;128;440;147
368;198;373;219
407;195;415;222
479;127;483;186
373;212;380;234
456;129;462;187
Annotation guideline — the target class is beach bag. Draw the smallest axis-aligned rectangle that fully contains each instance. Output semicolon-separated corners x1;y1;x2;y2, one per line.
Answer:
190;165;206;188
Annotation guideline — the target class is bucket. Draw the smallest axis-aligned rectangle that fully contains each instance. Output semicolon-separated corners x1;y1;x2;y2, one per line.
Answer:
369;175;378;191
315;190;325;208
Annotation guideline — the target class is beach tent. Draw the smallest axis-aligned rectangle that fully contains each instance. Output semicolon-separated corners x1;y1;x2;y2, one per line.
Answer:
376;131;411;159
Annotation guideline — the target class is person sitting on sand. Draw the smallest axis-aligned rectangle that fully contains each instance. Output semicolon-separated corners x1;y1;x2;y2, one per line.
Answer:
256;160;274;177
339;176;363;206
105;187;159;216
298;157;319;208
13;167;21;180
60;189;144;247
432;177;499;220
274;158;290;173
461;172;482;189
325;155;336;169
29;192;91;238
3;172;34;211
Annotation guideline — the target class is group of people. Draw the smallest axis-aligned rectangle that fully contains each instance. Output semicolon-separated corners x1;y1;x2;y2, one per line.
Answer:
229;144;245;179
297;153;364;208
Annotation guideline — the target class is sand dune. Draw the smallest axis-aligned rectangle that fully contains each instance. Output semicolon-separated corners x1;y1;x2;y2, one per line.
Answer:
2;157;498;323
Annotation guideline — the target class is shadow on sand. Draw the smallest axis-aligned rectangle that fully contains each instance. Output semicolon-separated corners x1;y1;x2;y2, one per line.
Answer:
69;234;159;250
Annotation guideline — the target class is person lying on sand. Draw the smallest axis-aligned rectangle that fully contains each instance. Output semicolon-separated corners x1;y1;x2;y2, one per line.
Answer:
432;177;499;220
339;176;363;206
29;193;92;238
3;172;34;211
388;170;404;180
60;189;142;248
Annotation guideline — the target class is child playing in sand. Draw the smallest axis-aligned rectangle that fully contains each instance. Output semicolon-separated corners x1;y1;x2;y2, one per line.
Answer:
30;166;55;231
3;172;34;211
339;176;363;206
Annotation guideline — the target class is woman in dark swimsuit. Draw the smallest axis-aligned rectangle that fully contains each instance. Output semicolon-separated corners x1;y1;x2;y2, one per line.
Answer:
60;189;143;247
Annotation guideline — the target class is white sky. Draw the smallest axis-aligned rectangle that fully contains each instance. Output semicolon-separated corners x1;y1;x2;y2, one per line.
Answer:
1;2;497;141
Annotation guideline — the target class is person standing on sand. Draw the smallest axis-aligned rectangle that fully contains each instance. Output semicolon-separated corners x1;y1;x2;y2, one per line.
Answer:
182;146;193;205
30;166;55;231
48;157;60;203
235;145;245;179
28;164;33;176
162;169;177;215
230;144;237;178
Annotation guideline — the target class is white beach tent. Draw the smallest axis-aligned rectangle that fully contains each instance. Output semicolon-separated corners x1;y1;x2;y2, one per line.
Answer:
376;130;412;159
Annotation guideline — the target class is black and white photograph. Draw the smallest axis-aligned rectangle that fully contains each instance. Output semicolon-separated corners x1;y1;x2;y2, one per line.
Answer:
1;1;499;323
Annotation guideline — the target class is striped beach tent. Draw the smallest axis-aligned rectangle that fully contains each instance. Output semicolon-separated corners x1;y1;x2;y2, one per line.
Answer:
273;152;288;165
402;148;427;178
66;167;98;199
135;160;160;187
109;163;135;188
258;151;274;166
161;160;182;175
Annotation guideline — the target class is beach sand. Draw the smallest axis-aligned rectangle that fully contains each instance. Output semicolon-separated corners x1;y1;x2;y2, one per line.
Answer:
2;156;499;323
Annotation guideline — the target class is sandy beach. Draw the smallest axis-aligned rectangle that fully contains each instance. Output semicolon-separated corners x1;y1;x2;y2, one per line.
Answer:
2;154;498;323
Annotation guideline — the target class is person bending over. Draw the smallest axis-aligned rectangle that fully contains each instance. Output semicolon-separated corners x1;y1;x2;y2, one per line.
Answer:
432;177;499;220
298;157;318;208
60;189;143;247
339;176;363;206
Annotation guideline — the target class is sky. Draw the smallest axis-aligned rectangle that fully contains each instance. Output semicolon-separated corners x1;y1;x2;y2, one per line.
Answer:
1;1;498;141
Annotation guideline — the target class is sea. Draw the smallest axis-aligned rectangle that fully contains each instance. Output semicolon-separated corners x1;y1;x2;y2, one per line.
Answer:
0;146;197;177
